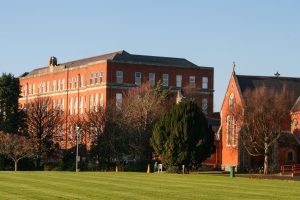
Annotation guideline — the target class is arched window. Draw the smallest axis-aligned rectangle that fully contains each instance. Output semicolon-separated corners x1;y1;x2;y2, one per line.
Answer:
226;115;231;146
292;119;298;130
229;93;235;110
232;116;237;146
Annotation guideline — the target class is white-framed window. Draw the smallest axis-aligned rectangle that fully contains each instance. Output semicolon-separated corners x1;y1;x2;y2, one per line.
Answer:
116;93;122;110
149;73;155;86
69;78;73;89
176;75;182;88
80;96;83;114
95;72;98;84
62;79;65;90
41;82;45;93
58;80;61;91
162;74;169;87
53;99;56;110
189;76;195;88
226;115;231;146
47;81;49;92
90;73;93;85
202;98;208;114
116;71;123;84
75;97;78;114
202;77;208;89
135;72;141;86
52;80;56;91
57;99;61;110
28;84;31;95
33;84;35;94
89;94;93;112
70;97;73;115
232;116;237;146
62;98;64;111
76;76;79;88
80;76;84;87
100;93;104;108
100;72;104;83
95;94;98;111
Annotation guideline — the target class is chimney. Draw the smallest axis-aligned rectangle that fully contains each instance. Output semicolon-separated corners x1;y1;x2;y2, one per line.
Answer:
49;56;57;67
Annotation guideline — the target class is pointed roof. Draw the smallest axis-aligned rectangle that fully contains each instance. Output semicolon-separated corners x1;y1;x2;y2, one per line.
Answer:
21;50;211;77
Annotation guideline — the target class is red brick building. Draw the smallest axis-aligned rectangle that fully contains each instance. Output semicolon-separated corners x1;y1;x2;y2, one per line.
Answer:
19;50;215;150
220;68;300;171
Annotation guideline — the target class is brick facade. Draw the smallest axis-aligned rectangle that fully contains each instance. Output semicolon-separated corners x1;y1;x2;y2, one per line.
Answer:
19;50;214;150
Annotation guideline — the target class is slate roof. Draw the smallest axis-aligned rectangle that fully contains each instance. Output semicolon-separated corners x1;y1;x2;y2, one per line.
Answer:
21;50;210;77
278;131;300;146
236;75;300;94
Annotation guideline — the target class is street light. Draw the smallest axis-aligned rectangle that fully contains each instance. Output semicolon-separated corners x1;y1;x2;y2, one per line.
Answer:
75;126;80;172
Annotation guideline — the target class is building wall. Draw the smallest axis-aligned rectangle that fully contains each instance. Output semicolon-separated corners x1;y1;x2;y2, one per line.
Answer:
19;58;214;150
220;73;243;171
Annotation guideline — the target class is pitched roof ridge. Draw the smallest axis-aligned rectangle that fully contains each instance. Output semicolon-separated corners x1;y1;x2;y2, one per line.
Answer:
236;74;300;80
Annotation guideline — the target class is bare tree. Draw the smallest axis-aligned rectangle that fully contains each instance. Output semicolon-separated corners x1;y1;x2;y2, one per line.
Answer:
237;86;295;174
87;105;127;166
26;97;64;169
0;132;35;171
121;83;165;159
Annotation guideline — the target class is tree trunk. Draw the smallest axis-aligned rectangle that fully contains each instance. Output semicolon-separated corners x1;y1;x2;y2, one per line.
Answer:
14;160;18;171
264;144;269;175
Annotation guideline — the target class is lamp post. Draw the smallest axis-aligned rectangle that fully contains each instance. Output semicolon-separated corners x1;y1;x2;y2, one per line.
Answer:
75;126;80;172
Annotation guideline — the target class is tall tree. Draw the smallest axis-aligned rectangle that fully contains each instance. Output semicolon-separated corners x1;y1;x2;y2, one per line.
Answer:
0;131;35;171
237;86;295;174
0;73;25;134
151;100;214;172
121;83;165;160
26;97;64;169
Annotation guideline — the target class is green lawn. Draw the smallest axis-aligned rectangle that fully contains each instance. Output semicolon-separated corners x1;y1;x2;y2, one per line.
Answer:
0;172;299;200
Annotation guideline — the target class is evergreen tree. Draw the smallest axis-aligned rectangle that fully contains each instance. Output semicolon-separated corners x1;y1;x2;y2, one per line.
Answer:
0;73;25;134
151;100;214;172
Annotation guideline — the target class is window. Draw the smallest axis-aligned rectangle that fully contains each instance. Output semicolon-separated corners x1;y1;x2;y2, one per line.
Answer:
95;94;98;111
53;80;57;91
80;96;83;114
116;93;122;110
162;74;169;87
229;93;235;110
80;76;84;87
75;97;78;114
100;93;104;108
62;99;64;111
176;75;182;88
226;115;231;146
57;80;60;91
76;76;79;88
232;116;237;146
69;78;73;89
95;72;98;84
47;81;49;92
33;84;35;94
89;95;93;112
28;84;31;95
41;83;45;93
62;79;65;90
70;97;73;115
202;98;208;114
189;76;195;88
90;73;93;85
149;73;155;86
202;77;208;89
100;72;104;83
116;71;123;84
53;99;56;110
134;72;141;86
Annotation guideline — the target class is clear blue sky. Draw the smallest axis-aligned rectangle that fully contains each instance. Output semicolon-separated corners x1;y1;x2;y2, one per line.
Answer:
0;0;299;111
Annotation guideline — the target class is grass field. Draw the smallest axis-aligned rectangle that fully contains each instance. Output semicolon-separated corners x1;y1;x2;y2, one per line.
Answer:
0;172;299;200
